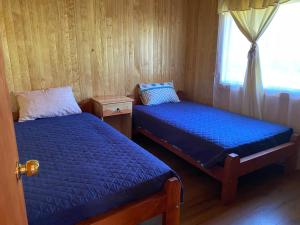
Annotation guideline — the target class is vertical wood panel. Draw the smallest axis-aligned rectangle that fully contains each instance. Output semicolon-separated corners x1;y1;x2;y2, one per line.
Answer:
184;0;219;105
0;0;218;110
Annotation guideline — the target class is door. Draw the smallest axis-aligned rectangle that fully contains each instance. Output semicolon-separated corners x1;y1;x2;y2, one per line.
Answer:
0;47;28;224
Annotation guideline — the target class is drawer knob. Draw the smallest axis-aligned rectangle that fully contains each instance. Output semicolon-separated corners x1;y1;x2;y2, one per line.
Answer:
116;108;121;112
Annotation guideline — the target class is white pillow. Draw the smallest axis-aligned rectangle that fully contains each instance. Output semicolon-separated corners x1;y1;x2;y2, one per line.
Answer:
16;86;82;122
139;81;180;105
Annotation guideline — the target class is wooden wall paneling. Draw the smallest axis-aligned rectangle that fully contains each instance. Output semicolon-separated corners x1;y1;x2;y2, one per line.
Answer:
132;0;141;89
39;1;53;89
67;0;82;98
124;0;133;95
92;0;101;97
76;0;92;99
0;0;218;111
97;0;108;97
29;0;48;91
184;0;199;100
0;1;14;98
13;0;31;91
22;0;41;91
2;1;22;92
184;0;219;105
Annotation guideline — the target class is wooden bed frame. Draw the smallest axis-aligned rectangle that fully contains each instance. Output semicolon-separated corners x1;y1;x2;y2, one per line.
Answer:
12;100;182;225
132;92;300;204
79;177;181;225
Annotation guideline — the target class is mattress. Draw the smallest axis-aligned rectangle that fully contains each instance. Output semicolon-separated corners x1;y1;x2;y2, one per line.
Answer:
133;101;293;168
15;113;178;225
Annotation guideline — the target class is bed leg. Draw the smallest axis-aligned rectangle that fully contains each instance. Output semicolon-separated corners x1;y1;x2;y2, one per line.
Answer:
284;148;298;174
221;153;240;205
285;154;297;174
162;177;181;225
132;128;139;138
285;134;300;174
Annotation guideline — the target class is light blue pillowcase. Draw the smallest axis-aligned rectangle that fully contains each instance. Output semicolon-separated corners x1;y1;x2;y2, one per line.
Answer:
139;81;180;105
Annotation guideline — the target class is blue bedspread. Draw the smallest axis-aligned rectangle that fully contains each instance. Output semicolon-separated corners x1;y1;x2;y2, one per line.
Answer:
15;113;177;225
133;101;293;168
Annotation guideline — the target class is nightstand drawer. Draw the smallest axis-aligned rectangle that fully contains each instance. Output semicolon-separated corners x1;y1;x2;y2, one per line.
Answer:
102;102;132;117
92;96;133;138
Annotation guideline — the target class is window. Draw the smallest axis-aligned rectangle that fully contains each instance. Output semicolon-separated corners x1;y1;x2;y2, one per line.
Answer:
219;2;300;91
219;15;250;86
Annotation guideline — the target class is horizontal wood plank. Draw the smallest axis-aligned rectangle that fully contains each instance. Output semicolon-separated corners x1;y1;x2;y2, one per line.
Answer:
239;143;296;176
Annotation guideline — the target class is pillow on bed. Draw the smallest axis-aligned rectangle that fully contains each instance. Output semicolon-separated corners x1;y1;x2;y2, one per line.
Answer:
16;86;82;122
139;81;180;105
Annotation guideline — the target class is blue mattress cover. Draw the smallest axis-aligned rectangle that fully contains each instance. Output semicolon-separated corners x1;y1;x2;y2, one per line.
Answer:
133;101;293;168
15;113;178;225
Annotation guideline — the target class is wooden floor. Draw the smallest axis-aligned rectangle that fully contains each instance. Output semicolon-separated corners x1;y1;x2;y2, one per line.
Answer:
135;136;300;225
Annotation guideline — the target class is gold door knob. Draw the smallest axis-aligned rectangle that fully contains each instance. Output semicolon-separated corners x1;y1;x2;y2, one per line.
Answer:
16;160;39;180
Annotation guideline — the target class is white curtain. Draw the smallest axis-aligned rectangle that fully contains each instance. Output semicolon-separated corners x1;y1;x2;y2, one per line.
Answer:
214;13;300;169
231;7;278;118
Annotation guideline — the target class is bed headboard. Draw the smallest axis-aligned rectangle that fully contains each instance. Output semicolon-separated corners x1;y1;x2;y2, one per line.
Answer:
12;98;94;122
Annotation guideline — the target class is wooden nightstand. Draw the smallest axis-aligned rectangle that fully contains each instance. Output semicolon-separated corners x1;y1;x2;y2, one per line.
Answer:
92;96;134;138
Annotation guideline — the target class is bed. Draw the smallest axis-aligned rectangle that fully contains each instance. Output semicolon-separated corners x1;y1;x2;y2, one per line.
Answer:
133;100;299;204
15;113;181;225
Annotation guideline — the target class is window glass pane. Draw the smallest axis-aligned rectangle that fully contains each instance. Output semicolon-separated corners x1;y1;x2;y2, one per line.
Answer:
220;14;250;85
259;2;300;91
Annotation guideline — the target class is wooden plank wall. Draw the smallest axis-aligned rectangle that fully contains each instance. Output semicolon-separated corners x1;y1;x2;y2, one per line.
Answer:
184;0;219;105
0;0;218;111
